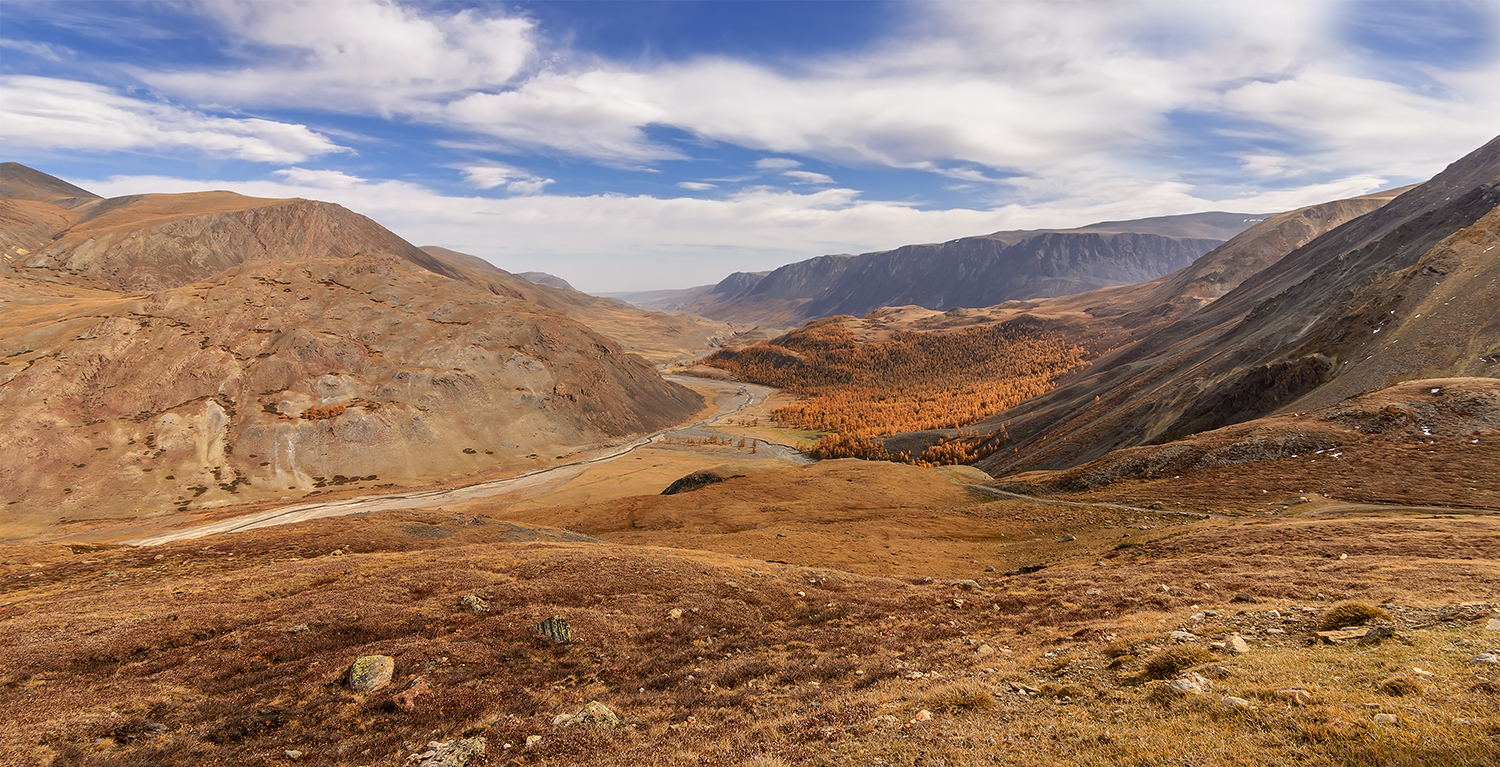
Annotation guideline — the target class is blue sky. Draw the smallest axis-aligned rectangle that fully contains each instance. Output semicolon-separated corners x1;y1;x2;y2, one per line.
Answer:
2;1;1497;292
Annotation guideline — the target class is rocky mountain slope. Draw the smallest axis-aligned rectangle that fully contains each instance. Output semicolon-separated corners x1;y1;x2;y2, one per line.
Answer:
659;212;1260;327
0;165;702;537
960;136;1500;477
419;246;734;366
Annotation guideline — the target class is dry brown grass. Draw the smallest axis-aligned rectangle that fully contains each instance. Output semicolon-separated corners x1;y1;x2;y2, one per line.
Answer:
3;469;1499;766
1320;602;1392;631
1140;645;1216;680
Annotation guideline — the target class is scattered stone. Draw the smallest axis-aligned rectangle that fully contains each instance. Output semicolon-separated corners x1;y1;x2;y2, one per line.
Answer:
1359;626;1396;645
286;624;310;634
956;579;982;591
1085;588;1103;596
1227;635;1251;655
1158;585;1171;593
1166;674;1208;695
1472;653;1499;665
667;608;684;622
1374;713;1399;726
1223;696;1252;710
1206;666;1234;679
1276;687;1315;706
976;644;995;657
1170;630;1198;642
1412;667;1435;679
460;595;489;614
1265;627;1285;635
284;750;303;761
1487;618;1500;631
1317;627;1385;645
1204;609;1221;617
348;655;395;692
1060;534;1076;542
951;598;966;609
1008;681;1040;695
393;676;433;712
532;616;573;645
405;737;486;766
524;735;542;749
556;701;621;728
907;709;933;725
1231;593;1255;603
868;714;899;729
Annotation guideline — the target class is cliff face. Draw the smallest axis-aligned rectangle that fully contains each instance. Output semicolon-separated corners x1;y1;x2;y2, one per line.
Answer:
682;212;1260;326
0;166;702;535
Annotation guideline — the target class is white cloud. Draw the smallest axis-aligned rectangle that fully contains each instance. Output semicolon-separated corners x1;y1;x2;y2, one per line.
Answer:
754;157;802;170
0;75;348;163
783;170;835;185
273;167;366;189
0;39;70;62
144;0;537;113
459;164;555;195
676;181;716;191
442;71;683;162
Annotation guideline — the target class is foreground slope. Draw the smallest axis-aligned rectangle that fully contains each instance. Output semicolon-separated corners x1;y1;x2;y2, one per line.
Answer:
0;166;701;537
968;136;1500;476
1;458;1496;766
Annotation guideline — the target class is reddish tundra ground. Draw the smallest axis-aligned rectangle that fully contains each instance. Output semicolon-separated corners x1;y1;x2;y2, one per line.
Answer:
2;455;1498;767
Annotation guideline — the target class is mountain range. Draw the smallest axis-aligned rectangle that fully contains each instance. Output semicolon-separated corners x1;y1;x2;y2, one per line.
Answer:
948;136;1500;476
611;211;1263;327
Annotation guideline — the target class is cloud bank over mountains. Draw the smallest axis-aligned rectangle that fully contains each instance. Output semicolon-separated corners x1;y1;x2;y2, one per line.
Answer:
2;0;1495;290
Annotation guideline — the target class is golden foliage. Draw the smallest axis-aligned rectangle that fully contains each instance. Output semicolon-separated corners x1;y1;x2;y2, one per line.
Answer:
301;403;346;420
706;317;1086;464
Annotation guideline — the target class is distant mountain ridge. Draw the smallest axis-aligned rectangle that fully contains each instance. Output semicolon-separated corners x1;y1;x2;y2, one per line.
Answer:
616;211;1262;326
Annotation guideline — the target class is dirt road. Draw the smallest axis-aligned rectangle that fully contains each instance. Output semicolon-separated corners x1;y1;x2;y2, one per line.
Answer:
128;376;794;545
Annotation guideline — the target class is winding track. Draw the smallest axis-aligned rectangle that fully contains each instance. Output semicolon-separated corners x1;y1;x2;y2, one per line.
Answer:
128;376;787;545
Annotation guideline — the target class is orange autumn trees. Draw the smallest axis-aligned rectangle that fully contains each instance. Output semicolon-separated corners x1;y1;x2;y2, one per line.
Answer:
704;317;1086;464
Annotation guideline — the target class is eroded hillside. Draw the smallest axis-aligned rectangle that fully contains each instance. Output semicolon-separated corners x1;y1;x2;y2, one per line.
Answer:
0;167;703;538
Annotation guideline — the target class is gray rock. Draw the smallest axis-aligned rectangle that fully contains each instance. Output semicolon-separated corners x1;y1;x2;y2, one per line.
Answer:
1223;696;1252;709
1227;635;1251;655
284;751;303;761
956;579;982;591
348;655;394;692
408;737;486;766
1164;675;1207;695
1485;618;1500;632
460;595;489;614
1374;713;1399;726
1471;653;1499;665
1170;630;1198;642
532;616;573;645
566;701;622;727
